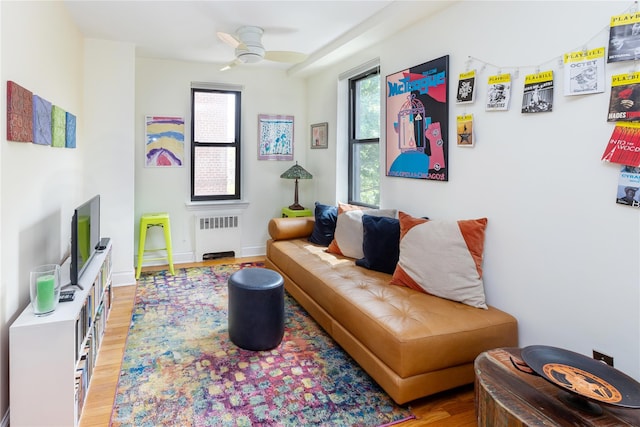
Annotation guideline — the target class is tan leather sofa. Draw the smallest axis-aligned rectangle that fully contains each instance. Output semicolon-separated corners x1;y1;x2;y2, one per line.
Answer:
265;216;518;404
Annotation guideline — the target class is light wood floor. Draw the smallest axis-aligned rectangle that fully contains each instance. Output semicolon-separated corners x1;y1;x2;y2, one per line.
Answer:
79;257;476;427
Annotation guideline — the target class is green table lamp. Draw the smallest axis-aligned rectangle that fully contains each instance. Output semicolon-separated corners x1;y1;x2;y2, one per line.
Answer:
280;161;312;210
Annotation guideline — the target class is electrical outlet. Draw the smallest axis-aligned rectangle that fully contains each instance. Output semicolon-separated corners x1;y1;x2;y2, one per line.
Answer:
593;350;614;367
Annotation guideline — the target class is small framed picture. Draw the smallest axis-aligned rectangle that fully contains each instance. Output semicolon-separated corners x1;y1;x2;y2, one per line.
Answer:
310;122;328;149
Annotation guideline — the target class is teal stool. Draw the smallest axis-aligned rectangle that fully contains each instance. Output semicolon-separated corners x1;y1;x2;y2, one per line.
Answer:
136;212;175;279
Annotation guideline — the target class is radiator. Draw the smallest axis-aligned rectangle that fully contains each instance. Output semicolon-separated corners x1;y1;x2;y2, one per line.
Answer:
194;213;242;260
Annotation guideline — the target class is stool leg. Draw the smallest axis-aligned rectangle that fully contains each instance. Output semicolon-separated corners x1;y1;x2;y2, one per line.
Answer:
163;221;175;275
136;221;148;280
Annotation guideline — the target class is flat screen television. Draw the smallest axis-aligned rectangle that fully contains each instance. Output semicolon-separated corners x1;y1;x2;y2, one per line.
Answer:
69;195;100;289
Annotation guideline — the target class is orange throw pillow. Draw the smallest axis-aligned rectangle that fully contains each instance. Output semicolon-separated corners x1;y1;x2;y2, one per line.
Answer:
390;211;489;309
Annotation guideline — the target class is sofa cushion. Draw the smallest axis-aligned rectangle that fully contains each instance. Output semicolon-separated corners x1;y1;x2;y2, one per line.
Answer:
356;215;400;274
390;211;489;309
327;204;397;259
308;202;338;246
269;217;315;241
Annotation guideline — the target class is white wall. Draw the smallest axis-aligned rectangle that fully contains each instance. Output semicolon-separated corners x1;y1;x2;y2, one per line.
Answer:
135;59;307;262
0;4;137;421
83;39;136;286
306;1;640;379
0;0;85;419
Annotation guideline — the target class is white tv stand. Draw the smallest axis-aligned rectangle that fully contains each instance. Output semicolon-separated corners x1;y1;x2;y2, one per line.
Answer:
9;240;113;427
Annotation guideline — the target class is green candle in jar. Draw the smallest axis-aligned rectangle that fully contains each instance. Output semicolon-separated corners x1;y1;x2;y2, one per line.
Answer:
36;274;56;313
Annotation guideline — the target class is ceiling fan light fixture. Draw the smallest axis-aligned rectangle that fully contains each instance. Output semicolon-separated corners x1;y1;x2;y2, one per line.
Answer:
235;43;265;63
218;25;306;69
237;52;263;63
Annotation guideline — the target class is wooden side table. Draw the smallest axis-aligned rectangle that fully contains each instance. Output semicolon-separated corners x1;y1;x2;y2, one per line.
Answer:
475;348;640;426
282;207;312;218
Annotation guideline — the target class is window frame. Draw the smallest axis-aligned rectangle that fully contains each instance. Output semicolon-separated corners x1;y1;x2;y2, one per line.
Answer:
348;68;380;208
190;87;242;202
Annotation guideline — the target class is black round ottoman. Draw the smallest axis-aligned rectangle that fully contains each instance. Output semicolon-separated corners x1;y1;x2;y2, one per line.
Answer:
227;267;285;351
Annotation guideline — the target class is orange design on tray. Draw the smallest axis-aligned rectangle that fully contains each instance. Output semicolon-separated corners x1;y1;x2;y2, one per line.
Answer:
542;363;623;403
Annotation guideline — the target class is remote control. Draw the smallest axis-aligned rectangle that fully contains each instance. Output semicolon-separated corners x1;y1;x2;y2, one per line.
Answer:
59;290;75;303
96;237;110;251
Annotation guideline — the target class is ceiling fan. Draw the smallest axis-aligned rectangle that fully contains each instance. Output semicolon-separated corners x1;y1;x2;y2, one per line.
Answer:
216;26;308;71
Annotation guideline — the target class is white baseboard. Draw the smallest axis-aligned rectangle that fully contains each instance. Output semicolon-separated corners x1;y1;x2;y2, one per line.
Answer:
121;249;267;287
136;251;193;268
138;249;265;266
112;270;136;287
240;245;266;258
1;407;9;427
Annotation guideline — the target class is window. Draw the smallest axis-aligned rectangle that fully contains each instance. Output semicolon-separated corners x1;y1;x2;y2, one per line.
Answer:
348;69;380;207
191;87;241;201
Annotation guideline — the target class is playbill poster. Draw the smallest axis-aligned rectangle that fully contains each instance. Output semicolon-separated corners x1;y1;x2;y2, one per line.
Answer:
456;70;476;104
608;12;640;63
607;72;640;122
616;165;640;208
601;122;640;167
485;74;511;111
521;70;553;113
456;114;473;147
385;55;449;181
563;47;605;96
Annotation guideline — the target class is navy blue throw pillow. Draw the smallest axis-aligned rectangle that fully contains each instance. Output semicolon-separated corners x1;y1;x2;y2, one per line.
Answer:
356;215;400;274
308;202;338;246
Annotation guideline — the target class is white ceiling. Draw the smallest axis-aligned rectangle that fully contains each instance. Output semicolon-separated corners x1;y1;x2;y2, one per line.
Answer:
63;0;454;75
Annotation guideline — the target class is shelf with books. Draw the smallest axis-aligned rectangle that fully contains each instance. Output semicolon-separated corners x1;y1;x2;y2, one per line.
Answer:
9;240;113;427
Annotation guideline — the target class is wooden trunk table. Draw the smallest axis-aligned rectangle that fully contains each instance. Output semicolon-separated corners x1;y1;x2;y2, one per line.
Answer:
475;347;640;426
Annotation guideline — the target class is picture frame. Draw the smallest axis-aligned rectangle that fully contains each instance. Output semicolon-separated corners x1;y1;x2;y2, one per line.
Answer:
144;116;185;167
6;81;33;143
258;114;294;160
33;95;52;146
310;122;328;149
385;55;449;181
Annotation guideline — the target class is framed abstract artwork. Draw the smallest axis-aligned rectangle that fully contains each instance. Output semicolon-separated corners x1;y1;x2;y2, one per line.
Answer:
65;112;77;148
51;105;66;148
145;116;185;167
6;81;33;142
310;122;328;149
385;55;449;181
258;114;294;160
33;95;52;146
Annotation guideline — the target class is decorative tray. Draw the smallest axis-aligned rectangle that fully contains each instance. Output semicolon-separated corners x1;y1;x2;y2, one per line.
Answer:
521;345;640;409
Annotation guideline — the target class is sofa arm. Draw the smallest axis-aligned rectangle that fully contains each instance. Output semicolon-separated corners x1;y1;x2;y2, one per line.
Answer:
268;217;315;241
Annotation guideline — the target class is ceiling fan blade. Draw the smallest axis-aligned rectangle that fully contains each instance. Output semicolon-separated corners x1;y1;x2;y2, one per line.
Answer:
220;58;242;72
216;31;241;48
264;51;308;64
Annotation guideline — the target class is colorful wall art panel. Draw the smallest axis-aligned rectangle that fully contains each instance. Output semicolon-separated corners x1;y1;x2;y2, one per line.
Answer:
258;114;294;160
385;56;449;181
65;112;76;148
145;116;184;167
7;81;33;142
51;105;66;148
32;95;52;146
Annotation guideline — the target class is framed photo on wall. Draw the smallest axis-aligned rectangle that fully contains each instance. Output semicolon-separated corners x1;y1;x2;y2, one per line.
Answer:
258;114;294;160
310;122;328;149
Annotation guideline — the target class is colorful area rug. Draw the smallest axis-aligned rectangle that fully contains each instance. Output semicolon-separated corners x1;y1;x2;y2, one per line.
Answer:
110;263;414;426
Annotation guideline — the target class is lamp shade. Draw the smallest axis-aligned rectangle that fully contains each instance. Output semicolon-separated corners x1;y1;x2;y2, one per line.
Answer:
280;162;312;180
281;162;312;210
